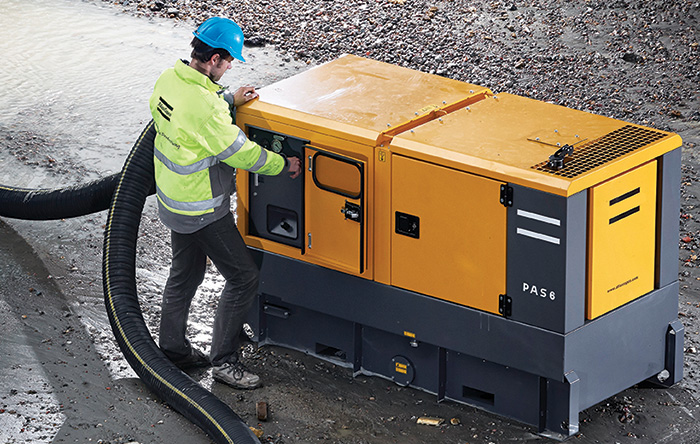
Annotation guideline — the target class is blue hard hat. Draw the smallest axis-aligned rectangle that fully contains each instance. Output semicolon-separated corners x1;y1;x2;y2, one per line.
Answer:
193;17;246;62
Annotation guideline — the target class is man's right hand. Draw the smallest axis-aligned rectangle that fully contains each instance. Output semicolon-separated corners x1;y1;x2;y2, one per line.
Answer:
287;157;302;179
233;86;258;106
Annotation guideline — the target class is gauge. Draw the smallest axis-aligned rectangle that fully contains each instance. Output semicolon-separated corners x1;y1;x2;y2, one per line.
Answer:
271;135;285;153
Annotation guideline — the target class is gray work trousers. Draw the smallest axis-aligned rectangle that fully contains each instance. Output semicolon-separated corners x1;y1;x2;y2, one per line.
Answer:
159;212;259;366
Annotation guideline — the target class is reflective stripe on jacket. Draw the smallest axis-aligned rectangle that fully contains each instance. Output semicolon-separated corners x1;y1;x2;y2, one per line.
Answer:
149;59;285;233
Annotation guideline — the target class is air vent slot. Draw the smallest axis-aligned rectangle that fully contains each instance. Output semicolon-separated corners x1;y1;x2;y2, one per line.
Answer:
531;125;667;178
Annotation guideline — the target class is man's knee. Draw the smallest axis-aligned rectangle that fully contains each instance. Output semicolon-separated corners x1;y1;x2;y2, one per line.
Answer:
242;266;260;291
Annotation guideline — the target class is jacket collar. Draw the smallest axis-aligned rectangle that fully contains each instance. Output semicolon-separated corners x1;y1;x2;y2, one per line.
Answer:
174;59;221;93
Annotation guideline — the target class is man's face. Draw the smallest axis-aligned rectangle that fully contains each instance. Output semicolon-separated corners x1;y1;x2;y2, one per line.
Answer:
209;55;232;82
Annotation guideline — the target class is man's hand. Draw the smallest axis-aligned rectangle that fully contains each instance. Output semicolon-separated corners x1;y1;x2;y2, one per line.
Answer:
233;86;258;107
287;157;302;179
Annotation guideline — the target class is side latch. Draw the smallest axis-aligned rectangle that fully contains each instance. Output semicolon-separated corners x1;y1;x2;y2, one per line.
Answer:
499;294;512;317
395;212;420;238
500;184;513;207
342;201;362;222
263;303;291;319
548;144;574;170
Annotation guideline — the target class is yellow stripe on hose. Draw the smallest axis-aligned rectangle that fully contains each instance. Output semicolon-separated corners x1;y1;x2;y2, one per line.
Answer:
0;184;38;192
103;121;235;444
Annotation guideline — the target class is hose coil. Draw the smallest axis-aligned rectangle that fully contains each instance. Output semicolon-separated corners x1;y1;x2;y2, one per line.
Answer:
1;121;259;444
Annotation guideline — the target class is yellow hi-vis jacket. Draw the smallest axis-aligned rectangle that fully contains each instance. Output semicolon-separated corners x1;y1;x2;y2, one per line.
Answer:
149;59;285;233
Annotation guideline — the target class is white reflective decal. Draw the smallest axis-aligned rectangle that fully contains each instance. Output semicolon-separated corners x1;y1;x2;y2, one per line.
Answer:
516;227;561;245
516;209;561;226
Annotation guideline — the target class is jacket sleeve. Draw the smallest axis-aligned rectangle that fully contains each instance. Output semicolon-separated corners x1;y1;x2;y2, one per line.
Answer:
200;105;285;176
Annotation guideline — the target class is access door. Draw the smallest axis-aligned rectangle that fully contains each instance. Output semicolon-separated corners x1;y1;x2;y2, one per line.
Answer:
304;147;365;275
391;155;507;315
586;160;657;319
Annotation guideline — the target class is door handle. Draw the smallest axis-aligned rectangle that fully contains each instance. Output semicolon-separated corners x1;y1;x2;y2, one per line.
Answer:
341;201;361;222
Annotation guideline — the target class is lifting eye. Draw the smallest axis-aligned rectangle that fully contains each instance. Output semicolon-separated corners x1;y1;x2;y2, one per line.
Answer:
547;144;574;170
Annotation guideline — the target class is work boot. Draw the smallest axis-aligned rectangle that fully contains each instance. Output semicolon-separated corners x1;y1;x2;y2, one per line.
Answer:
167;347;211;370
212;361;262;389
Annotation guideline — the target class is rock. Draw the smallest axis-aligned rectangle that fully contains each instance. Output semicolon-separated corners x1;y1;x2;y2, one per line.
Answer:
244;36;267;47
622;53;644;64
417;416;444;426
256;401;268;421
249;426;264;438
425;6;438;20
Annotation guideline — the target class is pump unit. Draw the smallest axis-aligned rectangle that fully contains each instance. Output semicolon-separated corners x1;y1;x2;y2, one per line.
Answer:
235;55;682;437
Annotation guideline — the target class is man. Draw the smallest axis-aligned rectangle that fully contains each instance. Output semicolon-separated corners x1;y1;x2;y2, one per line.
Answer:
149;16;301;389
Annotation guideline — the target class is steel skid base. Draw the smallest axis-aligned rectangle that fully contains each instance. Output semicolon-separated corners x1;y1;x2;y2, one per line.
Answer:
245;248;683;438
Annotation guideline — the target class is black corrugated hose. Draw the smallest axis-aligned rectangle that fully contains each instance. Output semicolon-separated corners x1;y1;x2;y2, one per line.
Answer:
0;173;120;219
1;121;260;444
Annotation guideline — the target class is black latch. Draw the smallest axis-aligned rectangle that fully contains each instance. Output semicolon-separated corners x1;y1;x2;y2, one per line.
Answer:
395;212;420;238
500;184;513;207
548;144;574;170
263;304;291;319
499;294;512;317
342;201;362;222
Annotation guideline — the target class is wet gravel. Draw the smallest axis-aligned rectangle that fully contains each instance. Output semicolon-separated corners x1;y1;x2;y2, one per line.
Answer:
107;0;700;133
2;130;91;178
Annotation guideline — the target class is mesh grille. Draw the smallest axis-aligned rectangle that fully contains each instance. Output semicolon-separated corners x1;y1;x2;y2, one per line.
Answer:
531;125;668;179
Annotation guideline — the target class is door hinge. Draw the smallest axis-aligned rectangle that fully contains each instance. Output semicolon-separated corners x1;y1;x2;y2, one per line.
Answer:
500;184;513;207
499;294;512;317
307;232;312;249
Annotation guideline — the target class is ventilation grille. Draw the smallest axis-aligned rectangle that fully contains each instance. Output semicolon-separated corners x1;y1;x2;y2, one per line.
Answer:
531;125;667;179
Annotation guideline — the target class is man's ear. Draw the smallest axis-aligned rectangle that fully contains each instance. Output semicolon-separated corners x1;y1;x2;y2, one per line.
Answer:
209;53;221;65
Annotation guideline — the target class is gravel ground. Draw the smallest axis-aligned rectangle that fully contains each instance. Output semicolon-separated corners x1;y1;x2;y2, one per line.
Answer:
2;0;699;443
108;0;699;131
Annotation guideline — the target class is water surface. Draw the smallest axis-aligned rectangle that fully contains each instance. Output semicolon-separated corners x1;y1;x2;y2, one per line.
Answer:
0;0;306;178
